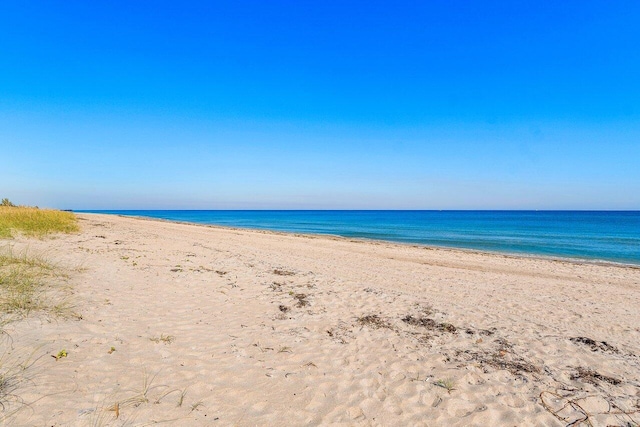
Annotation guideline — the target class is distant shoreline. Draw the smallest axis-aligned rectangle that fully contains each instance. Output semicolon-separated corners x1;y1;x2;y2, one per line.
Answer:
74;209;640;212
78;211;640;270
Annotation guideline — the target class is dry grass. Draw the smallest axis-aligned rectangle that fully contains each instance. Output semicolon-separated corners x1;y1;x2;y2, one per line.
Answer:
94;371;198;424
0;207;79;239
0;344;42;421
434;377;456;394
0;205;79;420
0;354;24;413
149;334;175;344
0;247;75;321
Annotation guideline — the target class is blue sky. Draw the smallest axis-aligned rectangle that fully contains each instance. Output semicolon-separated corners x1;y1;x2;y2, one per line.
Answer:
1;1;639;209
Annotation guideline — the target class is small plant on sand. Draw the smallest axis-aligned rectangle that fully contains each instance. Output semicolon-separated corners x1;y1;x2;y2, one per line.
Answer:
52;349;68;361
190;401;204;412
111;370;160;410
150;334;175;344
0;345;42;422
434;378;456;394
0;357;23;412
100;370;200;423
177;388;187;407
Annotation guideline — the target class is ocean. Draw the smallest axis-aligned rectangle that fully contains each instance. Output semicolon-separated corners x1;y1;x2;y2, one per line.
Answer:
78;210;640;265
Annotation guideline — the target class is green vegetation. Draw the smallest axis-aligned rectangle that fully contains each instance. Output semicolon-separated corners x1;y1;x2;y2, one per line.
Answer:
0;201;79;239
434;377;456;394
53;349;68;360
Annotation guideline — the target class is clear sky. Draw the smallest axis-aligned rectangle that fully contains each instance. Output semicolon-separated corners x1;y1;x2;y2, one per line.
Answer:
1;1;639;209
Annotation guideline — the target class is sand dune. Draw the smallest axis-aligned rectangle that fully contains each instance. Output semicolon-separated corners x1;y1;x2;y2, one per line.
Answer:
3;213;640;426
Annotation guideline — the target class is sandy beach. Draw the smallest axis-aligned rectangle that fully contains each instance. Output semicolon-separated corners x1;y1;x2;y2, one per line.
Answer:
3;212;640;426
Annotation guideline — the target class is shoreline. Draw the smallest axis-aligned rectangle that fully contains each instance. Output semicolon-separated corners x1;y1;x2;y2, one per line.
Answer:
92;211;640;270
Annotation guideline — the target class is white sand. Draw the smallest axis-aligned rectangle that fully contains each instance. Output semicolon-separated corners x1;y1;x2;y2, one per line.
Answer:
2;213;640;426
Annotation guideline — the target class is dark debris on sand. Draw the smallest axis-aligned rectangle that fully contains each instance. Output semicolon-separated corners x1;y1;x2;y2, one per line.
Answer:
570;336;619;353
570;367;621;385
357;314;392;329
402;315;457;333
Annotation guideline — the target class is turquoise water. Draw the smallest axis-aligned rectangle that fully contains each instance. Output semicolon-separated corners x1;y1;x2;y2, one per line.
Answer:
79;210;640;265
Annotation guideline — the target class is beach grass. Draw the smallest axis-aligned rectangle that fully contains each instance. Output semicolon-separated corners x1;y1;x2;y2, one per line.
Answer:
434;378;456;394
0;345;40;422
0;206;79;239
0;249;73;418
0;247;74;320
0;245;77;420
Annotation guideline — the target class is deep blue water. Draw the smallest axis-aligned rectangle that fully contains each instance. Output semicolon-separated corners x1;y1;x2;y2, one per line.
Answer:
78;210;640;265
